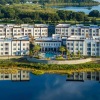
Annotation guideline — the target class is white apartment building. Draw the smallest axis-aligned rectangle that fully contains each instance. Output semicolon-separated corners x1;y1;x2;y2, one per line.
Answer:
66;36;100;56
34;34;61;52
0;24;48;39
0;24;34;39
55;24;100;38
0;24;99;57
33;24;48;38
0;70;30;81
0;37;29;56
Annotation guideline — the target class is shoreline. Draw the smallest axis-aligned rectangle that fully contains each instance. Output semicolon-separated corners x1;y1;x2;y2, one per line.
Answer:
0;58;99;75
45;2;100;7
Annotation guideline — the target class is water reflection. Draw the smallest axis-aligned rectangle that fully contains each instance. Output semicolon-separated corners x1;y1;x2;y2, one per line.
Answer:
0;71;100;100
67;72;100;82
0;70;30;81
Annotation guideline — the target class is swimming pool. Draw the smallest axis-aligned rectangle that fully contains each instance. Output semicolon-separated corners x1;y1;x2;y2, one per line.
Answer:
45;52;56;58
39;52;56;58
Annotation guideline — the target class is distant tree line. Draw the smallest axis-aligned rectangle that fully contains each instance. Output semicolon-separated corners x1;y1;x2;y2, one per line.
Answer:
0;0;99;5
0;5;99;24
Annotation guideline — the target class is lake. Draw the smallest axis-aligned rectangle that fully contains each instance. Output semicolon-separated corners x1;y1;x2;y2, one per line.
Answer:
53;5;100;14
0;71;100;100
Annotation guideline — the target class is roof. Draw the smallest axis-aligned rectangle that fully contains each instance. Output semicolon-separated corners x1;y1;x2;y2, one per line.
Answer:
0;36;29;42
35;37;61;42
56;24;100;29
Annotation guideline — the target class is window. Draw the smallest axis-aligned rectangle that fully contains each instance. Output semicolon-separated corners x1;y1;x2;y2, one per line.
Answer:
23;43;25;46
18;43;20;46
5;43;9;46
76;44;78;46
5;48;9;50
1;75;3;78
13;43;16;46
1;48;3;50
71;43;73;46
13;75;16;78
13;48;16;50
80;44;83;46
23;48;25;50
1;52;3;55
80;48;83;50
28;29;31;32
5;52;8;54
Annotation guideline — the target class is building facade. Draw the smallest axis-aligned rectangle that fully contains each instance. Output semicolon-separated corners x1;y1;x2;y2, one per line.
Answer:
35;37;61;52
0;24;99;57
0;37;29;56
33;24;48;38
0;24;48;39
55;24;100;38
66;36;100;56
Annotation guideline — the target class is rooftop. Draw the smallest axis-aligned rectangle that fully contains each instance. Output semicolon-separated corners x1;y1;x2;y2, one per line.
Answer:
34;24;48;28
35;37;61;42
56;24;100;29
0;36;29;42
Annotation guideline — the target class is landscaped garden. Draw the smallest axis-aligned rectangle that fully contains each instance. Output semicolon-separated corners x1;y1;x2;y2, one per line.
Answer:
29;44;84;61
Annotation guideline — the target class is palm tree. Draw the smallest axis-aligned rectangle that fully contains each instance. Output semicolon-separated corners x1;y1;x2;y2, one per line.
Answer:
29;49;33;57
66;49;70;59
33;45;41;56
59;46;66;56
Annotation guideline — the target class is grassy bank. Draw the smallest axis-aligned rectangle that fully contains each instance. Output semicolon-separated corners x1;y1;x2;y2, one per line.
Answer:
0;58;99;75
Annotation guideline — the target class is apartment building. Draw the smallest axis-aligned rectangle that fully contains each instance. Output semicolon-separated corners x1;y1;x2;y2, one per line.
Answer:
66;36;100;56
0;70;30;81
0;37;29;56
0;24;99;57
0;24;34;39
33;24;48;38
34;34;61;52
0;24;48;39
55;24;100;38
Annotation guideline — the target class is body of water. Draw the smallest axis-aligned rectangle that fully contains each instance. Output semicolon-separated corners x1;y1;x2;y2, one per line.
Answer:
0;71;100;100
53;5;100;14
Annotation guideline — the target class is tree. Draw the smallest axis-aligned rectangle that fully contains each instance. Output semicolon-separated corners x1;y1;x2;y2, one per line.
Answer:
22;18;32;23
84;16;90;23
66;49;70;59
59;46;65;56
76;12;85;22
29;49;33;57
77;51;81;58
15;19;24;24
71;52;75;58
89;10;100;17
0;0;6;5
91;18;97;24
33;45;41;56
